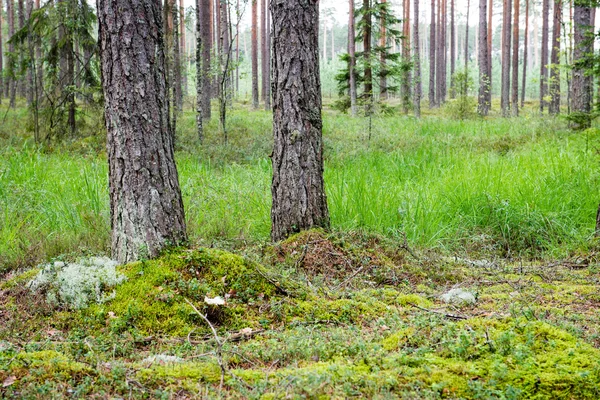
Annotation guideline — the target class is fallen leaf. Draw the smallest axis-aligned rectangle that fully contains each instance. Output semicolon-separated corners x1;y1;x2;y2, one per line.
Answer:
2;376;16;387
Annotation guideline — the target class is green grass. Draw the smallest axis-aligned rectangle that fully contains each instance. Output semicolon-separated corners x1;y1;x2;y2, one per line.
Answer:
1;103;599;271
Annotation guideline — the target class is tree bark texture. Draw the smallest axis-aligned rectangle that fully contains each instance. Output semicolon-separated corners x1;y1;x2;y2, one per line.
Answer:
540;0;549;111
196;0;204;140
0;0;4;103
180;0;187;96
200;0;211;119
413;0;421;117
450;0;455;98
464;0;470;73
363;0;373;106
571;4;592;127
262;0;271;109
8;0;15;107
549;0;561;115
98;0;187;263
511;0;519;116
348;0;357;115
521;0;529;107
251;0;259;108
270;0;329;242
500;0;511;116
380;0;388;100
478;0;489;115
487;0;493;104
429;0;436;107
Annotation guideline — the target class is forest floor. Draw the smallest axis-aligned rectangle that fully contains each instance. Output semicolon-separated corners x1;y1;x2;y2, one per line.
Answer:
1;101;600;398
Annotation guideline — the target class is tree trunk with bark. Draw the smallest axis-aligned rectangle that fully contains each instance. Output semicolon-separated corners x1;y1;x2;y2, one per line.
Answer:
270;0;329;242
0;0;4;103
413;0;421;117
199;0;211;120
511;0;519;115
262;0;271;109
450;0;455;98
98;0;188;263
487;0;493;104
540;0;549;111
381;0;388;100
521;0;529;107
500;0;511;116
429;0;436;107
180;0;187;96
548;0;561;115
261;0;268;105
196;0;204;140
571;4;592;128
251;0;259;108
348;0;357;115
465;0;470;73
172;0;183;113
478;0;489;115
436;0;443;103
7;0;15;107
363;0;373;108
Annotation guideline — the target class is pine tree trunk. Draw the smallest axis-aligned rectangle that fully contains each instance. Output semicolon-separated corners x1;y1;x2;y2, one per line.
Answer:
478;0;489;115
441;0;446;101
429;0;436;107
380;0;388;101
98;0;187;263
521;0;529;107
511;0;519;116
200;0;211;120
450;0;455;98
17;0;24;98
487;0;493;104
363;0;373;108
270;0;329;242
500;0;511;116
571;5;592;128
436;0;443;103
179;0;187;97
0;1;4;104
540;0;549;112
196;0;204;141
548;0;561;115
262;0;271;109
8;0;15;108
251;0;259;108
465;0;470;74
348;0;357;115
235;0;240;97
413;0;421;117
173;0;183;113
261;0;268;104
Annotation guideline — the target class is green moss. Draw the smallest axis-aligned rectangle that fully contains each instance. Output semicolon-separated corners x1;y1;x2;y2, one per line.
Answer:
79;248;280;336
7;350;93;382
287;296;391;324
0;268;40;289
137;361;221;388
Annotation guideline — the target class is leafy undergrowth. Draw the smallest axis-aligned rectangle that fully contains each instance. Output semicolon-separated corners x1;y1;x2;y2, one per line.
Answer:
1;230;600;399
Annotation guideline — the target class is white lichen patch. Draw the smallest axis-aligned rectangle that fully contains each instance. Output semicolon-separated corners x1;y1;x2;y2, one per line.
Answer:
440;288;477;305
28;257;126;309
142;354;184;366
